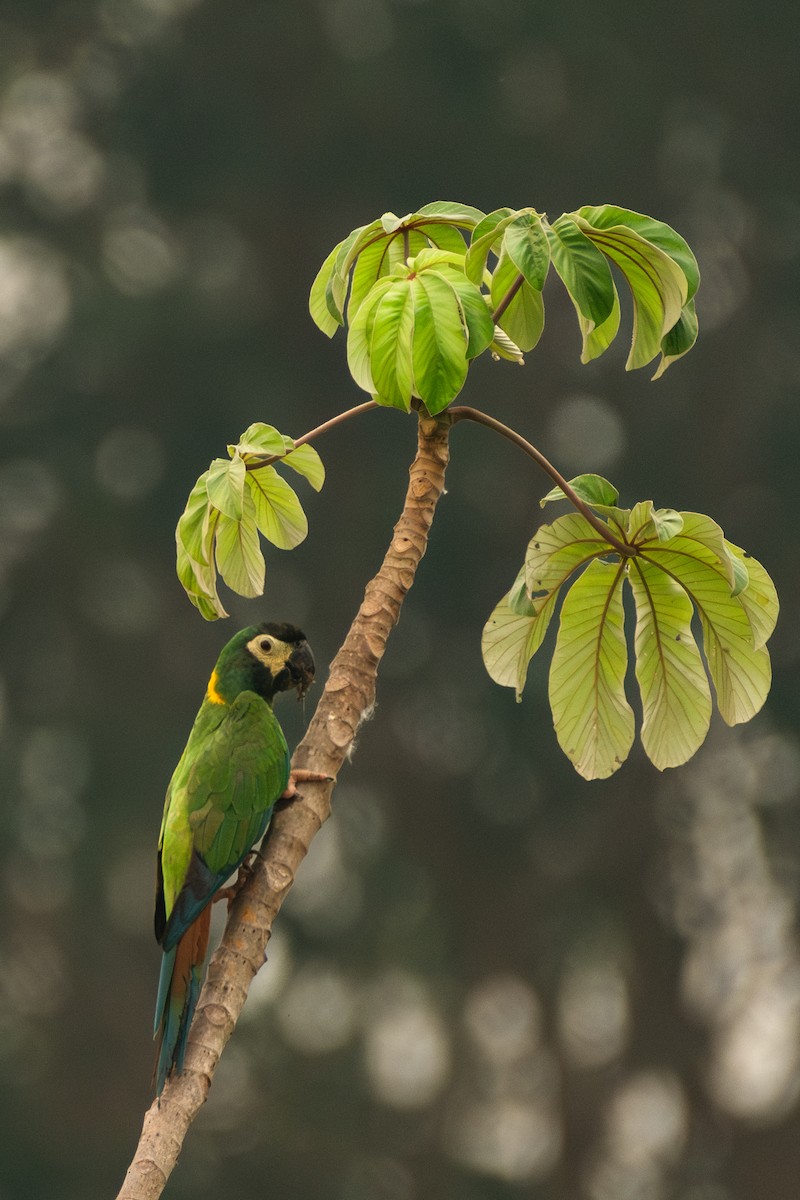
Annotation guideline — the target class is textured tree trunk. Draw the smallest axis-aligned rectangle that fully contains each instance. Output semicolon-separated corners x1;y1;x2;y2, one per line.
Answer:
116;411;452;1199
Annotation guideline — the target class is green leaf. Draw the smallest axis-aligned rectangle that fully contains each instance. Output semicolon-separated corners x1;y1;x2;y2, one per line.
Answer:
574;215;688;372
724;543;779;648
370;279;415;411
525;512;614;595
504;211;550;291
490;248;544;352
540;474;619;509
206;455;246;521
416;201;486;227
580;283;621;364
651;508;684;542
215;488;265;598
482;572;559;700
465;208;515;284
416;222;470;254
327;219;384;322
435;268;494;360
409;271;469;414
628;555;711;769
346;276;395;393
576;205;700;300
279;442;325;492
176;475;228;619
548;558;634;780
246;467;308;550
700;614;771;726
546;215;616;335
234;422;286;458
309;241;344;336
652;299;698;379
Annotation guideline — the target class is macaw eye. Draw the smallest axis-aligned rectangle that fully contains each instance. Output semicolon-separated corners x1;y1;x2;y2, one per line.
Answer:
259;637;274;653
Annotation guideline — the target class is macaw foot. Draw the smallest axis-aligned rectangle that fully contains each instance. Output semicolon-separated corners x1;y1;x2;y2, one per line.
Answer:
280;769;333;801
215;851;258;907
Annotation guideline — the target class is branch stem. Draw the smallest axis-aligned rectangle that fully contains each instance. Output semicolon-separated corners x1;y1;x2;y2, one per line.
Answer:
116;412;453;1200
449;405;635;557
244;400;379;472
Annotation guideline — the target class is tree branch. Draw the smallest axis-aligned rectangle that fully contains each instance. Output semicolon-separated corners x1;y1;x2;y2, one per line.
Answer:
116;411;453;1199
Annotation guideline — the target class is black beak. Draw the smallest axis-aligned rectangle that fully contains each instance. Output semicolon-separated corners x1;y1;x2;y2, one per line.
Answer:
287;640;315;698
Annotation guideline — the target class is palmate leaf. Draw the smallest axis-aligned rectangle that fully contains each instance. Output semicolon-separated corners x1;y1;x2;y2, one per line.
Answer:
484;487;778;780
481;571;559;699
175;419;325;619
549;559;634;781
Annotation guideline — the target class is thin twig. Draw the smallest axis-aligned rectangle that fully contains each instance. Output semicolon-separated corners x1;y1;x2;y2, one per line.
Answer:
449;405;636;557
244;400;379;472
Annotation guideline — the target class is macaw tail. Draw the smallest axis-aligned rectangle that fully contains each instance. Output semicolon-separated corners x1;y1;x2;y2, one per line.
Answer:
153;905;211;1095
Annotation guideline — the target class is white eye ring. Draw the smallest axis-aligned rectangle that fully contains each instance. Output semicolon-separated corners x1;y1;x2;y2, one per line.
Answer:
259;637;274;653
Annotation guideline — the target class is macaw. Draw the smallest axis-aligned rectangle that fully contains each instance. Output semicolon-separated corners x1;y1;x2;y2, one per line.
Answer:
153;621;317;1094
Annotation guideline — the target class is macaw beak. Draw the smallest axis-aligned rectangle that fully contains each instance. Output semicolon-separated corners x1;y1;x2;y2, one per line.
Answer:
286;640;315;698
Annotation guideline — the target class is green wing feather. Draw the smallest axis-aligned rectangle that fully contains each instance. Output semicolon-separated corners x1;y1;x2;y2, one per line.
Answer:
157;691;290;949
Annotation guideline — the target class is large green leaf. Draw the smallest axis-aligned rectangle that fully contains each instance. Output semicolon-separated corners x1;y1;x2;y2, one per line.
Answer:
504;211;550;291
574;215;688;372
214;488;265;598
246;466;308;550
545;215;616;333
525;512;613;595
346;276;394;392
206;455;246;521
370;280;416;411
576;205;700;300
548;558;634;780
409;270;469;414
482;572;559;700
628;555;711;769
490;248;544;352
465;208;516;284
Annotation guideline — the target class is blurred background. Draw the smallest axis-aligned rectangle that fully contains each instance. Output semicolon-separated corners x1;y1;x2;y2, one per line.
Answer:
1;1;799;1197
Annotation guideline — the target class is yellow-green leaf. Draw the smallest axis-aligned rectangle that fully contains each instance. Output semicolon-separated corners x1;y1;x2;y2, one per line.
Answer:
246;466;308;549
481;572;559;699
548;559;634;780
214;489;265;598
628;555;711;770
525;512;613;596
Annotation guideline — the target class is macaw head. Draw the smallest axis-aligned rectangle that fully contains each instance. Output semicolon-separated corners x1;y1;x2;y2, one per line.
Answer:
213;622;315;704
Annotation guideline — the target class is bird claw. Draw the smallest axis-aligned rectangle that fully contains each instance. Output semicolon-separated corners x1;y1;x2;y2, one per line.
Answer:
215;851;258;908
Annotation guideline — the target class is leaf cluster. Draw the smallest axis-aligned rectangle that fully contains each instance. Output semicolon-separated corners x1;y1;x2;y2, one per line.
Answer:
482;477;779;779
176;423;324;619
310;201;699;413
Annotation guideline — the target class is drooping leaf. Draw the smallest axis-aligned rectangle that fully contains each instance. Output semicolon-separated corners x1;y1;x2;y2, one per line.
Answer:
409;270;469;414
279;441;325;491
700;614;771;726
309;241;344;336
206;455;246;521
465;208;515;284
482;572;559;700
436;268;494;359
576;205;700;300
346;276;395;392
548;558;634;780
540;474;619;509
326;219;384;323
724;543;779;649
176;475;228;619
415;201;486;226
545;215;616;337
246;466;308;550
628;555;711;770
653;299;699;379
525;512;613;595
503;211;550;291
369;280;415;411
574;215;688;372
490;248;544;352
214;488;265;598
579;283;621;364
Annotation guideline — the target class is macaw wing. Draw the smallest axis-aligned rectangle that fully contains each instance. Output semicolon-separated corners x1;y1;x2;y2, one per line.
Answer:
157;691;290;950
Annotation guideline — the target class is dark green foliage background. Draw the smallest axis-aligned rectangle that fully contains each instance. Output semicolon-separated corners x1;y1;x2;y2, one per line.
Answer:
1;2;799;1197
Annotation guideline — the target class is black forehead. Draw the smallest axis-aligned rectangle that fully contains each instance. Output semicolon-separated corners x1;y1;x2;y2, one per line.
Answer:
257;621;307;644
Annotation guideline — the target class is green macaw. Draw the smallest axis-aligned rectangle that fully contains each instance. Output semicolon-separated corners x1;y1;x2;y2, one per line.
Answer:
153;621;317;1094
